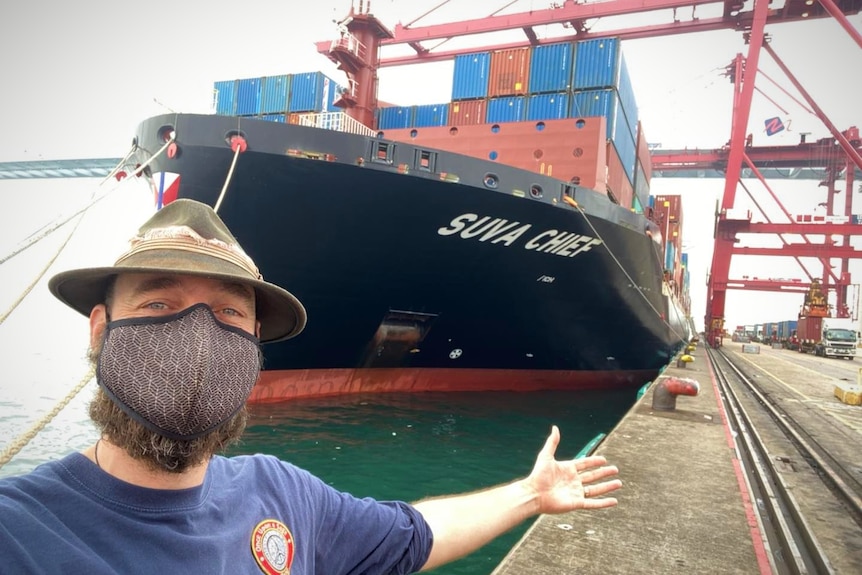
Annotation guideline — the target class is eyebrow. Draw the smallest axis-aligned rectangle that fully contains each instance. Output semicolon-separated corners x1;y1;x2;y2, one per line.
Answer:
130;275;256;309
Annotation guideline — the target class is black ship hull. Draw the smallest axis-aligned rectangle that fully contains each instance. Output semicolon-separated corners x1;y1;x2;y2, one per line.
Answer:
132;113;689;401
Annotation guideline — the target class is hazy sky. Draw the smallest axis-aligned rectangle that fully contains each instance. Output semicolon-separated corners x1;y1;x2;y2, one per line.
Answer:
1;0;860;330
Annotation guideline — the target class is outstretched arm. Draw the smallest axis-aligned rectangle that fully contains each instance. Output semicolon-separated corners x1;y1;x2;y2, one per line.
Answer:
413;425;621;572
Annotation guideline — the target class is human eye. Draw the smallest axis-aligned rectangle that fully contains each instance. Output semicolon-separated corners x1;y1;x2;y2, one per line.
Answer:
219;307;241;317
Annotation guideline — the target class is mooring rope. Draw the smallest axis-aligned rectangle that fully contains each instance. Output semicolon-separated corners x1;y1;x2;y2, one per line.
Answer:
0;193;108;267
0;211;86;326
0;365;96;470
99;142;137;185
562;195;688;343
0;135;175;468
214;135;246;214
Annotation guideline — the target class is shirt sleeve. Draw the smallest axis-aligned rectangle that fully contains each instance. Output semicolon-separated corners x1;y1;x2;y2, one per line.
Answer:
291;465;433;575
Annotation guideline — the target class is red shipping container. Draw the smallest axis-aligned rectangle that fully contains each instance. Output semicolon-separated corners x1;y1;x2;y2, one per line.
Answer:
654;194;684;247
606;141;634;208
797;316;823;342
488;47;531;98
636;120;653;183
381;116;608;193
448;99;487;126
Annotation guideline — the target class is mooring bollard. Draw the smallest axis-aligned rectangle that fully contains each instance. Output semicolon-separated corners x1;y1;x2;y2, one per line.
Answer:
652;376;700;411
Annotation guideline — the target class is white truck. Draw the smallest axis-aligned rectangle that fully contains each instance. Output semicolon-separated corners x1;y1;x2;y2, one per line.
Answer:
816;318;858;359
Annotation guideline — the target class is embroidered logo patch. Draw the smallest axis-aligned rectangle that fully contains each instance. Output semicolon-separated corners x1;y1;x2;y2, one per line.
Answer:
251;519;295;574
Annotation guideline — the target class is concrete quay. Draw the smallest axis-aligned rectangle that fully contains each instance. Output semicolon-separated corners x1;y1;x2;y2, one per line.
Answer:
492;343;771;574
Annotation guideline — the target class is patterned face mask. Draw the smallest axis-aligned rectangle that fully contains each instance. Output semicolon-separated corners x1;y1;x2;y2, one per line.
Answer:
96;303;261;440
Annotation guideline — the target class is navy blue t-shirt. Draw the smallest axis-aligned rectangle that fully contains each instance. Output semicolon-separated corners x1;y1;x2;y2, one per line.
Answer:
0;452;433;574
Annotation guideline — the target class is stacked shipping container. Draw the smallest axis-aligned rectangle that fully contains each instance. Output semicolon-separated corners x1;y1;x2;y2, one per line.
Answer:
213;38;650;212
213;71;343;121
377;37;646;210
652;194;686;305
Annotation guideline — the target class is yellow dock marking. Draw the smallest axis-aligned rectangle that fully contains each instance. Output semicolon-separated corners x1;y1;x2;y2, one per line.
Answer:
735;354;862;435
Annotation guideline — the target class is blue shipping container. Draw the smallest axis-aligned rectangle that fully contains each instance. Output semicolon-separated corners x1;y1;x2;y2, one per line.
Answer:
528;42;574;93
615;55;639;142
587;88;636;183
452;52;490;100
526;92;569;121
486;96;526;123
413;103;449;127
612;127;637;186
777;320;798;339
261;114;285;123
633;160;650;210
289;71;341;113
213;80;237;115
664;241;675;271
235;77;262;116
378;106;413;130
570;89;627;138
573;37;620;90
261;74;291;114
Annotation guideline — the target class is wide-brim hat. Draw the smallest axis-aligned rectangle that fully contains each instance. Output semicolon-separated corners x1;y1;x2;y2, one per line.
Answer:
48;198;306;343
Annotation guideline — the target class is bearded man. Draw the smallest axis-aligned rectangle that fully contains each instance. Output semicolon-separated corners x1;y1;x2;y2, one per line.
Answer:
0;199;621;574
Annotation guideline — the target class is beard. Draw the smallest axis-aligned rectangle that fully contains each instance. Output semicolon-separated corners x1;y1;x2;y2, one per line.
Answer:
87;342;250;475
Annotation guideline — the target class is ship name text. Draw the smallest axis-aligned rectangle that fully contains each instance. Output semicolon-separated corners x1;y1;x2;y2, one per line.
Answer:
437;213;603;258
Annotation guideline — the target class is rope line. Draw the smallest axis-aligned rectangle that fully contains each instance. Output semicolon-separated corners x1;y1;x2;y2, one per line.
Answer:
0;135;175;468
214;141;243;214
0;366;96;470
0;137;170;267
0;188;117;266
99;143;137;185
0;211;86;326
563;196;688;343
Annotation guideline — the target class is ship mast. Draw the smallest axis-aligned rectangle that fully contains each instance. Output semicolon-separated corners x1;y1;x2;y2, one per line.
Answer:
323;1;393;128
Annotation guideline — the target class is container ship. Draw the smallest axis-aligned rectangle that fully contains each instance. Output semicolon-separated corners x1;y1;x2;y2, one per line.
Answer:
129;4;692;402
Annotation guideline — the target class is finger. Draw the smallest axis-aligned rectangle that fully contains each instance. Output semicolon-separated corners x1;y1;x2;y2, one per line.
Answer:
584;479;623;497
578;465;620;484
581;496;619;510
574;456;609;471
539;424;561;459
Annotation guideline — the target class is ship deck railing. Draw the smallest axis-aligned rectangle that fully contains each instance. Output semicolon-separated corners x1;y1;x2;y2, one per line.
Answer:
297;111;376;138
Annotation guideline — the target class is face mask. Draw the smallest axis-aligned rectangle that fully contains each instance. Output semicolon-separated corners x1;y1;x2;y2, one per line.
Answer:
96;303;261;440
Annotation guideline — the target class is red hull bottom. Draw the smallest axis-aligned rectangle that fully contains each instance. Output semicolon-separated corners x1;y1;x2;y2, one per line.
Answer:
249;368;659;403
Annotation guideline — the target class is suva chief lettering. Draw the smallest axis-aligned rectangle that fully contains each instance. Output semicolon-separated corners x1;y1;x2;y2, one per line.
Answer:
437;213;602;258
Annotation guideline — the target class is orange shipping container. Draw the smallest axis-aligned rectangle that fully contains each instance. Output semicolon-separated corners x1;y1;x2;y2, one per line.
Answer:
488;47;531;98
606;141;634;209
448;99;487;126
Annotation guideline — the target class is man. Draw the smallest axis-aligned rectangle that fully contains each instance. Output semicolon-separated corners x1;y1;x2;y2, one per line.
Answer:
0;199;621;574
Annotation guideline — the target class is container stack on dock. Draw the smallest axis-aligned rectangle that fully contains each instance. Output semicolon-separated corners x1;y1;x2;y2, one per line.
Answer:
376;37;652;214
651;194;690;312
212;71;344;124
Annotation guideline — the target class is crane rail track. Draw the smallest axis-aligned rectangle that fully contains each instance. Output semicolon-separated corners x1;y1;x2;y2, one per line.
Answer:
708;345;862;574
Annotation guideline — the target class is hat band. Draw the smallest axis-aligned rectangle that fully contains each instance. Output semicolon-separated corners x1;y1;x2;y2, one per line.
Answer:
115;237;262;280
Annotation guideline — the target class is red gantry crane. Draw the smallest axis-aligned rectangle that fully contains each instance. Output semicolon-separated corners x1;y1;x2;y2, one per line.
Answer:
318;0;862;348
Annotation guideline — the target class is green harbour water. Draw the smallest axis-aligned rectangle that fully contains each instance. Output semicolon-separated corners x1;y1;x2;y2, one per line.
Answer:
228;389;637;575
